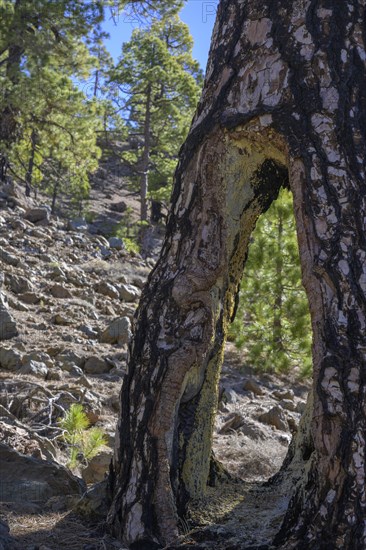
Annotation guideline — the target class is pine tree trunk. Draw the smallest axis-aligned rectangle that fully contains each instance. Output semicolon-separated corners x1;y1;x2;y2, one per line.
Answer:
140;84;152;223
25;129;37;197
108;1;366;548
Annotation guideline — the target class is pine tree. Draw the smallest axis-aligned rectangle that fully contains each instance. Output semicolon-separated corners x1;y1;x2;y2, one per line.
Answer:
229;189;312;377
110;12;202;221
9;63;102;211
0;0;105;206
0;0;104;158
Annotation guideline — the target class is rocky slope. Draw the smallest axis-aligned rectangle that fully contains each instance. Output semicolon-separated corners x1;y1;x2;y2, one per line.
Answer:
0;181;310;550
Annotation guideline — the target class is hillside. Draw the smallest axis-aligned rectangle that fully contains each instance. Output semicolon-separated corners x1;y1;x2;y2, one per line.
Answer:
0;178;309;550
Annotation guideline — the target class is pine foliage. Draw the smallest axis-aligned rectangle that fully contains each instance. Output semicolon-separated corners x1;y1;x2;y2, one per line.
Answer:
229;189;312;378
59;403;107;469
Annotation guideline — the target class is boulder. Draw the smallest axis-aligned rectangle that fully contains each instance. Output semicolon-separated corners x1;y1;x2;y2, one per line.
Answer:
110;201;127;213
20;360;48;379
18;291;40;304
0;420;55;461
0;347;22;370
24;206;50;224
272;388;295;401
56;350;84;368
78;324;99;340
84;356;111;375
0;294;18;340
0;517;14;550
296;400;307;414
0;443;83;502
258;406;289;432
239;419;268;440
94;281;120;300
279;399;296;412
118;283;140;302
46;367;63;381
81;446;113;484
50;283;73;299
243;378;265;396
75;479;111;520
100;316;132;345
0;248;19;266
108;237;124;250
219;413;245;434
67;217;88;232
22;351;53;368
6;273;34;294
51;313;73;326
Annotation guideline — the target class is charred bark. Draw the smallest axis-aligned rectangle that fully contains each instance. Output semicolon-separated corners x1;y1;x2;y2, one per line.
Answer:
109;1;366;548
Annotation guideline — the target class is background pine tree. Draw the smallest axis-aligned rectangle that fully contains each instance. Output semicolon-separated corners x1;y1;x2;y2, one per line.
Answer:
229;189;312;378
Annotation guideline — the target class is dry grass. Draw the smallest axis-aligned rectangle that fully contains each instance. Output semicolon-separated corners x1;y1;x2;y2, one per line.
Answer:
4;507;121;549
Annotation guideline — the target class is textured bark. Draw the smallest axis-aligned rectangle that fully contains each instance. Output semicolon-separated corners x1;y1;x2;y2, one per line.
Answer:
109;1;366;548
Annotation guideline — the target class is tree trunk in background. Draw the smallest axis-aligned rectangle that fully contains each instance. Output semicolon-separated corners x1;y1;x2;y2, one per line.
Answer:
25;129;37;197
140;84;152;223
0;0;23;181
108;1;366;548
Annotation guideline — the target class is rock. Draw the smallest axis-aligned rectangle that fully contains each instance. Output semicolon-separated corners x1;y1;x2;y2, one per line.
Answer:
287;416;299;432
0;517;14;550
279;399;296;412
239;419;268;440
18;291;40;304
21;351;52;367
75;479;111;520
46;367;63;381
258;406;289;432
94;281;120;300
220;387;239;404
67;217;88;231
67;365;84;377
0;347;22;370
243;378;265;396
50;283;73;299
110;201;127;213
0;421;54;460
49;265;66;279
81;446;113;484
29;227;46;239
219;413;245;434
44;494;79;513
100;316;132;345
118;283;140;302
108;237;124;250
6;295;29;312
296;400;307;414
56;350;84;368
84;356;111;375
0;293;18;340
78;324;99;339
0;443;83;501
20;360;48;378
6;273;34;294
272;388;295;401
100;246;112;259
0;247;19;266
52;313;73;326
24;206;50;224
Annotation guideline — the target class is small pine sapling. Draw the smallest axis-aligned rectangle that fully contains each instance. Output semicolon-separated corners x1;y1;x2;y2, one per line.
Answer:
59;403;107;469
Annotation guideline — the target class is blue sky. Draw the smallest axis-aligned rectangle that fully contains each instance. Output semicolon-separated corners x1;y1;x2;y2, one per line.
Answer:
102;1;218;72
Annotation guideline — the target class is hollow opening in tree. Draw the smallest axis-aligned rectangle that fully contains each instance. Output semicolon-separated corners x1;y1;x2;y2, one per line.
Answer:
215;186;312;482
230;187;312;378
